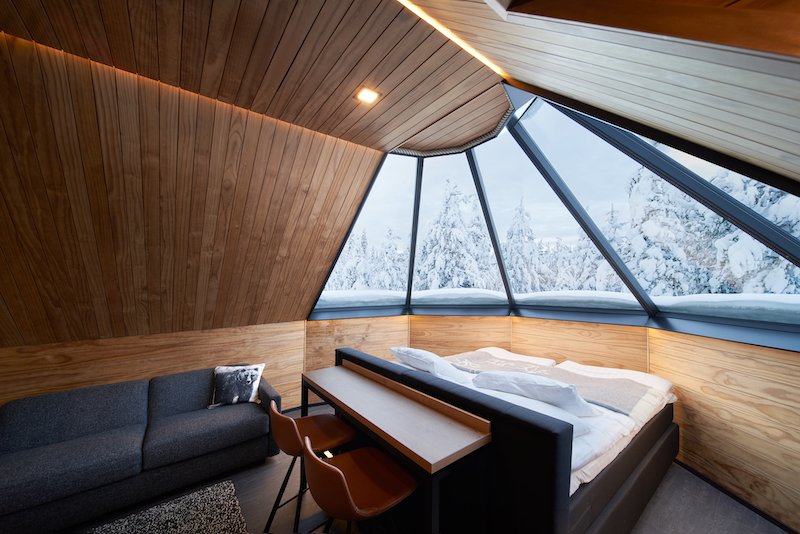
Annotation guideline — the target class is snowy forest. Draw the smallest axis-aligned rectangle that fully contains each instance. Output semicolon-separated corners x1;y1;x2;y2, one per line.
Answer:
322;164;800;307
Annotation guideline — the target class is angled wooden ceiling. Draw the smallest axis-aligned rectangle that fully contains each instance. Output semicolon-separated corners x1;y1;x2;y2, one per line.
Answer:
0;0;509;154
414;0;800;183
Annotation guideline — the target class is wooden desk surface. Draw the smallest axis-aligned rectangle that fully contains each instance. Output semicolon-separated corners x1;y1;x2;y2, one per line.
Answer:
303;365;491;474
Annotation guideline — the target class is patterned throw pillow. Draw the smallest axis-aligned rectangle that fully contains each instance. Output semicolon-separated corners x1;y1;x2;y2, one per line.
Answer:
209;363;266;408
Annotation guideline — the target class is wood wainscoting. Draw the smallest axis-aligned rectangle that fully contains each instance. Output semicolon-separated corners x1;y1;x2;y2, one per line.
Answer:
304;316;409;372
649;329;800;531
0;321;305;408
409;315;512;355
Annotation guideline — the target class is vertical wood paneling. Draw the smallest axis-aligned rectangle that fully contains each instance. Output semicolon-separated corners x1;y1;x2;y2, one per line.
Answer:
305;316;410;371
198;0;240;99
512;317;649;371
68;0;112;64
140;77;161;334
649;330;800;531
158;84;178;333
179;0;212;93
40;0;85;56
10;0;58;48
156;0;182;86
128;0;159;80
215;0;268;104
97;0;135;72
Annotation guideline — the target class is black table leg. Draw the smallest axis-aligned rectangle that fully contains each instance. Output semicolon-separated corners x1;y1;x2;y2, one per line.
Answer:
301;380;309;417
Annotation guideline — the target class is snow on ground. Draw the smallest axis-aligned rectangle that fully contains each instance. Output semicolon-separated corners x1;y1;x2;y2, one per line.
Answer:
654;293;800;325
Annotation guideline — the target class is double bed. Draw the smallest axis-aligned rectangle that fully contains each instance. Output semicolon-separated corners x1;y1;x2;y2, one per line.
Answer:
334;347;679;533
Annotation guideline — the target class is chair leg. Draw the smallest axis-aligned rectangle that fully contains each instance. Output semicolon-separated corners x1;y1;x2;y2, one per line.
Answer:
293;455;306;533
264;456;297;533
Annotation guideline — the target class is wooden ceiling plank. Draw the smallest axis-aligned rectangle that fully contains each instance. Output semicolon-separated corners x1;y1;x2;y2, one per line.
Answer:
310;19;435;133
91;61;138;335
158;82;180;334
211;111;265;329
172;90;198;331
375;66;499;150
69;0;113;65
138;76;161;334
156;0;183;86
40;0;86;56
181;96;215;331
179;0;211;93
0;37;73;342
215;0;269;104
128;0;159;80
292;2;417;128
0;134;51;345
252;128;323;325
10;0;59;48
265;0;362;119
227;119;288;327
97;0;136;72
115;69;149;335
401;87;509;151
240;124;304;324
327;35;457;139
37;44;113;338
0;279;24;347
5;35;95;340
233;0;295;110
63;53;126;337
345;43;474;146
0;1;31;40
201;106;249;329
193;101;233;329
198;0;241;99
248;0;325;114
260;132;336;322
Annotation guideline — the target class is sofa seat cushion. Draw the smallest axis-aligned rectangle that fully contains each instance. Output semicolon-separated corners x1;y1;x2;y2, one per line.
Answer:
142;403;268;470
0;425;144;515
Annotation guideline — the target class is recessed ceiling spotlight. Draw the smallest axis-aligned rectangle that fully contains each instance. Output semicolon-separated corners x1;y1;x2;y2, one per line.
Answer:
356;87;380;104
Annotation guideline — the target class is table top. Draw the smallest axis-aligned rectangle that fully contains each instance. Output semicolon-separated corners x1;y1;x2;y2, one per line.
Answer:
302;364;491;474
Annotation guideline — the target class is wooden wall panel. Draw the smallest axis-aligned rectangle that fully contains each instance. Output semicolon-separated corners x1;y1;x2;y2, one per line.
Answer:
413;0;800;183
409;315;512;355
0;322;305;409
305;316;410;372
649;330;800;531
511;317;649;371
0;33;381;347
0;0;509;154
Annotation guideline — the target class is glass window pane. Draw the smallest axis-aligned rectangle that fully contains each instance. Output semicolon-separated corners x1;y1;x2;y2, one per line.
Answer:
475;129;641;311
411;154;507;305
315;154;416;309
521;102;800;325
649;143;800;241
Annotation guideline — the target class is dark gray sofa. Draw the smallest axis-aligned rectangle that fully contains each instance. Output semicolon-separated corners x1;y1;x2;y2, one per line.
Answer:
0;368;281;533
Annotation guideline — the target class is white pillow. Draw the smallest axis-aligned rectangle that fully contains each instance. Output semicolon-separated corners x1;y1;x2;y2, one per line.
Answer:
555;360;673;394
473;371;600;417
478;346;556;367
390;347;473;385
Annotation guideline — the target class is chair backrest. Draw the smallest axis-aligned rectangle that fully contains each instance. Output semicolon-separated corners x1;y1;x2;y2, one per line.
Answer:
302;436;361;522
269;400;304;457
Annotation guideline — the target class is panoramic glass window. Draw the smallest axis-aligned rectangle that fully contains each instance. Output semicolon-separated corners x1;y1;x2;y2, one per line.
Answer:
411;154;506;305
521;102;800;325
475;130;641;310
315;154;416;309
651;143;800;241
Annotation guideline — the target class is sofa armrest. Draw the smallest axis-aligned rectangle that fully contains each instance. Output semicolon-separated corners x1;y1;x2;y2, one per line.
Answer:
258;379;282;457
258;380;281;413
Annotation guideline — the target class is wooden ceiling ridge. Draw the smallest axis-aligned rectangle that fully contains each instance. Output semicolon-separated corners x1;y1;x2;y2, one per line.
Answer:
0;0;510;154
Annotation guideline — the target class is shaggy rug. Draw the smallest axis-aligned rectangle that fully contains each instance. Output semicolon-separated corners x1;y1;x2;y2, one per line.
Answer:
89;481;248;534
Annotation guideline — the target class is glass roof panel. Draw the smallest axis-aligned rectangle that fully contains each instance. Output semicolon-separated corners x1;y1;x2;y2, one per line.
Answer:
411;153;507;305
521;101;800;325
649;142;800;241
315;154;416;309
475;129;641;311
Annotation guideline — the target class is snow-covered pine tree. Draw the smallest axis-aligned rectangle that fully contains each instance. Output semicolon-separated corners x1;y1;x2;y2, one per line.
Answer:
369;227;409;291
503;199;541;294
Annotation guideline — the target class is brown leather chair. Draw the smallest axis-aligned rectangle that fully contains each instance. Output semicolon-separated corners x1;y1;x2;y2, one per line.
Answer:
264;400;356;533
302;436;417;534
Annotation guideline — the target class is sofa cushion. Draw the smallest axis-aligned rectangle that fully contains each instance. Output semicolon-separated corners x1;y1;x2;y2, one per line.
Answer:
0;381;149;454
0;425;145;515
142;403;269;470
148;369;214;420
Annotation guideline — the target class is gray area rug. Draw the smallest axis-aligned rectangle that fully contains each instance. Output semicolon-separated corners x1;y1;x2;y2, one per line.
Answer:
89;480;248;534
